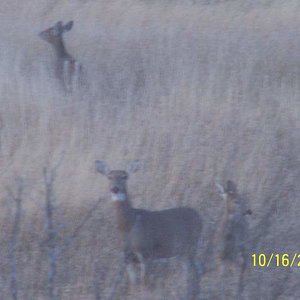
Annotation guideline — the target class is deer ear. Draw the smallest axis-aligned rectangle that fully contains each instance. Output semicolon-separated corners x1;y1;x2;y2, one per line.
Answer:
95;160;110;176
63;21;74;31
50;21;63;35
227;180;237;194
126;160;141;174
54;21;63;30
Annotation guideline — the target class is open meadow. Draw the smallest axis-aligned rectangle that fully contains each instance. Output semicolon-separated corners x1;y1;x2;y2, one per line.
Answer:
1;0;300;299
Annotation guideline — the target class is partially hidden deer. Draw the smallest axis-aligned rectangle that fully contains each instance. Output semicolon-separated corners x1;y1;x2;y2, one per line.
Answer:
215;180;252;299
39;21;82;92
95;160;202;297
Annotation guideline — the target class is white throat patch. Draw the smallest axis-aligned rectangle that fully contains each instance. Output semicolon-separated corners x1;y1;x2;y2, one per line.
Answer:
111;193;127;202
220;193;228;201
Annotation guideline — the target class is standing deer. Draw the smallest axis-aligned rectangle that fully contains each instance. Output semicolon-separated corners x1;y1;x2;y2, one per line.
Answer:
215;180;252;299
95;160;202;298
38;21;82;92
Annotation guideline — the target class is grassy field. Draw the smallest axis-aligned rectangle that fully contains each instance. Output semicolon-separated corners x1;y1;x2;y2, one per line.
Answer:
1;0;300;299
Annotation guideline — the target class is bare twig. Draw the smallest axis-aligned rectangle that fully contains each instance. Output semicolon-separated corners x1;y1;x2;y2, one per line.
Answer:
42;161;103;299
0;115;3;153
43;167;59;300
93;261;107;300
6;177;24;300
57;197;103;257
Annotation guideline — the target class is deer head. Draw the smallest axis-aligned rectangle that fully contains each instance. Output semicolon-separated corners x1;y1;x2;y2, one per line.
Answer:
39;21;74;47
95;160;140;202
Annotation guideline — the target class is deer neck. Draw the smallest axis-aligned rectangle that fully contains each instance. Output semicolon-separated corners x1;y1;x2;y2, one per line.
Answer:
219;197;234;230
113;196;135;234
52;39;68;61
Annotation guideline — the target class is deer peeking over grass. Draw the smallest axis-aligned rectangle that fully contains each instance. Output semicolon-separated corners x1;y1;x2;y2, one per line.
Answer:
39;21;83;92
95;160;202;298
215;180;252;300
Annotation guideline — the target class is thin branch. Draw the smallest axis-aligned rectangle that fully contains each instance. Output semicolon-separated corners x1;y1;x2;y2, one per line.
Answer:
42;162;103;299
6;177;24;300
43;167;59;300
57;197;103;257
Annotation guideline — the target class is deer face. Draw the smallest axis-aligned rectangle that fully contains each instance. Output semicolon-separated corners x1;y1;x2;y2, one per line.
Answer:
95;160;140;202
216;180;239;214
106;170;128;201
38;21;73;46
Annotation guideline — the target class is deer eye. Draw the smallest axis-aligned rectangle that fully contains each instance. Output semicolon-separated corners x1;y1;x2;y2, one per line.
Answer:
50;28;58;35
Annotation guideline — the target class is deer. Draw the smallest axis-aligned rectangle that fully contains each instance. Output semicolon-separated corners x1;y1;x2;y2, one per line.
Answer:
38;21;82;92
95;160;202;298
215;180;252;300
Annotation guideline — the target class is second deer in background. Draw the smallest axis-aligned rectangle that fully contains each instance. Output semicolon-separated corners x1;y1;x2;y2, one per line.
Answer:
215;180;252;300
39;21;82;93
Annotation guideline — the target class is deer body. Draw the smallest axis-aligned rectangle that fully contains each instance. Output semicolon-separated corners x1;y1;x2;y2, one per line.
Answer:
127;207;200;260
39;21;82;92
95;160;201;296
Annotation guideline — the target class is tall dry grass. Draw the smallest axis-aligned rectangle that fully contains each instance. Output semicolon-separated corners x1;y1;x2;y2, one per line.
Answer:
1;0;300;299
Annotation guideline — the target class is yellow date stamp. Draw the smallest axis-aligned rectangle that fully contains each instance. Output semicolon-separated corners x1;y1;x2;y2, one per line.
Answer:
252;253;300;267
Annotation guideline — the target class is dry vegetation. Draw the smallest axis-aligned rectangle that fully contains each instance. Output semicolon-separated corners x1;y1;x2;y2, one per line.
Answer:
1;0;300;299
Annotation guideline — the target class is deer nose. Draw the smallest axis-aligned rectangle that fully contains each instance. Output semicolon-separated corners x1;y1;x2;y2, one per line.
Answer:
111;187;119;194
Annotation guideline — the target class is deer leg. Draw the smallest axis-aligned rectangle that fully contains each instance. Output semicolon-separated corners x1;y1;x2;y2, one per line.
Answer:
217;260;226;300
124;252;139;288
195;260;204;276
126;262;139;287
183;256;200;300
63;61;71;92
107;262;126;300
136;253;148;287
72;61;80;91
140;262;146;286
237;251;247;299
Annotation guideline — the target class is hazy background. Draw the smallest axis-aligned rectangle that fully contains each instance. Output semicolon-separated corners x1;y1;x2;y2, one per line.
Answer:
1;0;300;299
